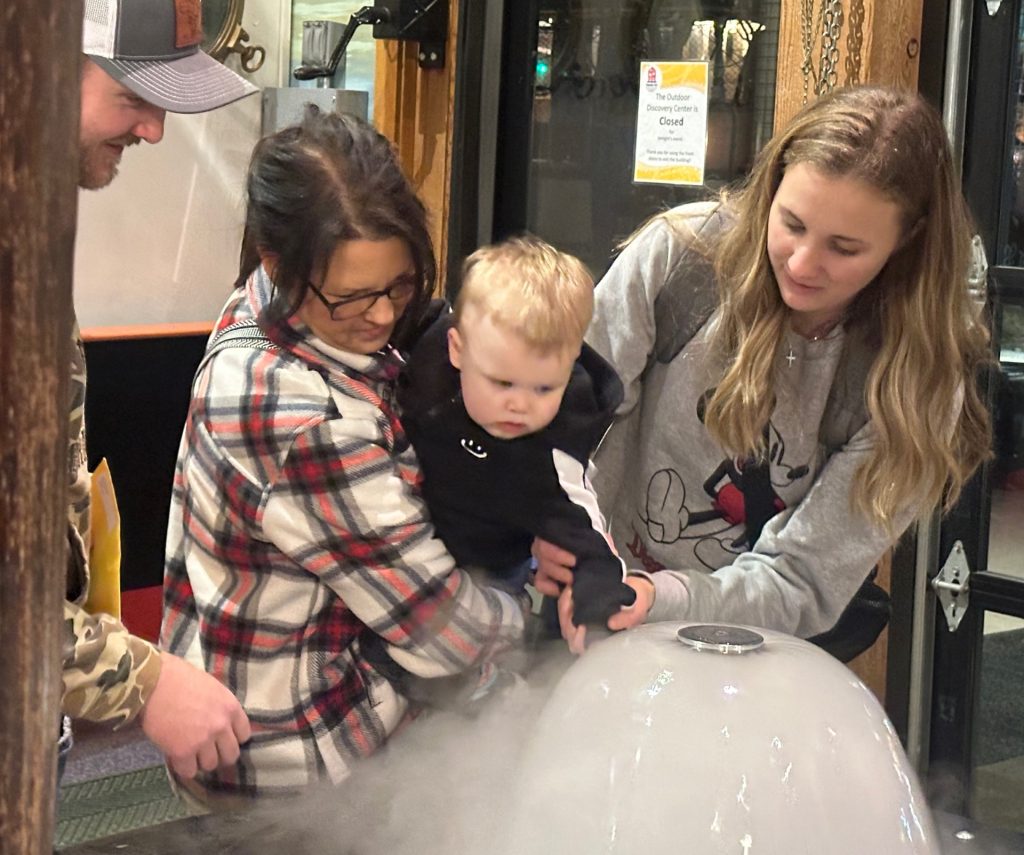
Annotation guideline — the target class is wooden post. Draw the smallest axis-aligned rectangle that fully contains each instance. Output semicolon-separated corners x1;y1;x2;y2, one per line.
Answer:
373;0;460;292
775;0;925;131
0;1;82;851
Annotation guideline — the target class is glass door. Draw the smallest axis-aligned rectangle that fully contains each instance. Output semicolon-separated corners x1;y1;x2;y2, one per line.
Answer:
490;0;781;276
926;0;1024;834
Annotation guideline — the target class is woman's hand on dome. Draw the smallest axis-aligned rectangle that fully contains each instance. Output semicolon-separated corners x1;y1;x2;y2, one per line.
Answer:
556;574;654;655
607;576;655;632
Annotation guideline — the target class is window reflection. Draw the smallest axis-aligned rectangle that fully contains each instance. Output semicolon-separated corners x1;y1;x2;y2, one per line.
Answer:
526;1;779;276
1002;5;1024;265
983;296;1024;832
1011;113;1024;263
973;612;1024;833
995;303;1024;499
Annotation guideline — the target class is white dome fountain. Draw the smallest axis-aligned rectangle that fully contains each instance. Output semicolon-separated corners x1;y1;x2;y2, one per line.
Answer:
500;622;940;855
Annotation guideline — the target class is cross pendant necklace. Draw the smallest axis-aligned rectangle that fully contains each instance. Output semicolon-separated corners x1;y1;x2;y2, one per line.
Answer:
786;315;844;368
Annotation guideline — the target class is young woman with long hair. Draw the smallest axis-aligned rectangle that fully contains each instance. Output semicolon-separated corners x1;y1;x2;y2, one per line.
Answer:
532;86;992;652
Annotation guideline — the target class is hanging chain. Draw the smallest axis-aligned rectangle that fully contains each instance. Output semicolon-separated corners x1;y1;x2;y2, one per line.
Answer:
801;0;845;103
800;0;822;104
844;0;865;85
817;0;844;96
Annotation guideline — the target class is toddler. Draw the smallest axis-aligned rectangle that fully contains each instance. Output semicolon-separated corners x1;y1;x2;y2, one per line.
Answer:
397;235;636;628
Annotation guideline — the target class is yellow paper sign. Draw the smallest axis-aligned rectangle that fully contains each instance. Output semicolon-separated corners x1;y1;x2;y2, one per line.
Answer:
84;458;122;618
633;61;709;186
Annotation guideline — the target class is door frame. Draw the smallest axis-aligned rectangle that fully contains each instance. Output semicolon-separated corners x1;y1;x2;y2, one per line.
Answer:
923;0;1024;817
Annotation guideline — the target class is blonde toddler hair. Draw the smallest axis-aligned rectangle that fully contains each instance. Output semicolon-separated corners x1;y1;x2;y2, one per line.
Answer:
453;235;594;354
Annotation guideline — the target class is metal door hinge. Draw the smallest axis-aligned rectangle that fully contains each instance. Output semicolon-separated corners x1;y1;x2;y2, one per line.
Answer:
932;541;971;631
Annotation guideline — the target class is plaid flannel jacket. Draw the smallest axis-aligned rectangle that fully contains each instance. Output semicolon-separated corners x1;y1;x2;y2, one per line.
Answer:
162;267;526;797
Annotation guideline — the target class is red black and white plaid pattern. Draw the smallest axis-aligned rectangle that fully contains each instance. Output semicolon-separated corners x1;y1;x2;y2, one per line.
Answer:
162;266;527;797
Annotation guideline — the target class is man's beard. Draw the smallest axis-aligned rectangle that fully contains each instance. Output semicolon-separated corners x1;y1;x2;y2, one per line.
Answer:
78;136;140;190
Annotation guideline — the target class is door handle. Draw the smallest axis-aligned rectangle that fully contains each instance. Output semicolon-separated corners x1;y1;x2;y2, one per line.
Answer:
932;540;971;632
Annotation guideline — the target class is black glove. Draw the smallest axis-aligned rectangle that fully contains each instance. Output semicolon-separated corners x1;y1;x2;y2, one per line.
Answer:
571;559;637;627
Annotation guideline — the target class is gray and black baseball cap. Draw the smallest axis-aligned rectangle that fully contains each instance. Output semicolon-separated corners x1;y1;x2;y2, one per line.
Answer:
83;0;258;114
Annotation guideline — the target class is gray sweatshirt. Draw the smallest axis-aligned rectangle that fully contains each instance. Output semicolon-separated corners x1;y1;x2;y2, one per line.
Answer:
587;202;919;638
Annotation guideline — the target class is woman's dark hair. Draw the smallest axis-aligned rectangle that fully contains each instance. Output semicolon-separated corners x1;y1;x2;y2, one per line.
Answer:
236;105;435;346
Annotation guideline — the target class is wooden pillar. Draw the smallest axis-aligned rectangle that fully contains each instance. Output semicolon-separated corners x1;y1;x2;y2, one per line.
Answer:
775;0;925;131
0;2;82;851
373;0;460;292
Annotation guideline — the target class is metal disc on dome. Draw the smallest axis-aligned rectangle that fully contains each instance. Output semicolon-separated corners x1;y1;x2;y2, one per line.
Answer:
676;624;764;653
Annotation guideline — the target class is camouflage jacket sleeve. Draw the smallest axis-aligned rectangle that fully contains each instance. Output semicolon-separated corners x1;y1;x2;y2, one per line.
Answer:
67;320;91;604
62;319;162;727
62;598;162;728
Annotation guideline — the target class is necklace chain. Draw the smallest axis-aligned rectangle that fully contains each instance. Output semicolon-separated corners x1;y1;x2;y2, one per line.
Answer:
785;316;844;367
804;316;843;341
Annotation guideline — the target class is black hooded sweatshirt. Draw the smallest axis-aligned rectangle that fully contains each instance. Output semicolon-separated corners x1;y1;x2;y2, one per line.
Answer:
397;312;636;626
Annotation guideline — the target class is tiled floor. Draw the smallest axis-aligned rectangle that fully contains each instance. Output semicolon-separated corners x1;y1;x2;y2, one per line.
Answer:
57;765;191;850
974;756;1024;833
61;719;162;785
56;719;190;849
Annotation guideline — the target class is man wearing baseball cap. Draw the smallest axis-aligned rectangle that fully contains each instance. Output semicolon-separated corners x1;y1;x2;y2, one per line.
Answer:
78;0;258;189
63;0;257;783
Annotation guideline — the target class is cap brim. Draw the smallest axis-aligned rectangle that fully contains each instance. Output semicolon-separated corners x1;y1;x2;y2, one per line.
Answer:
89;50;258;114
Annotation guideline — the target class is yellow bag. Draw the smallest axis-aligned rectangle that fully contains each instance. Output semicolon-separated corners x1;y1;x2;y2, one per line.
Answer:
84;458;122;618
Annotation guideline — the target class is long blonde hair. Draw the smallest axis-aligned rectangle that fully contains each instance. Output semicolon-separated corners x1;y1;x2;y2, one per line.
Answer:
689;86;991;527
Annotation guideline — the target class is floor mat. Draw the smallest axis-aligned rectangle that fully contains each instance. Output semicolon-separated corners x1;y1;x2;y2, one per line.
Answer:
56;765;197;850
977;627;1024;767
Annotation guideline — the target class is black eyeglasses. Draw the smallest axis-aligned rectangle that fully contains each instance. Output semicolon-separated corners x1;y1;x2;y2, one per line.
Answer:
307;278;417;321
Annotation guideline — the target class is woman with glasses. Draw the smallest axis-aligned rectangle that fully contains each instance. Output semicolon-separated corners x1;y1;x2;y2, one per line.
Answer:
161;107;527;804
